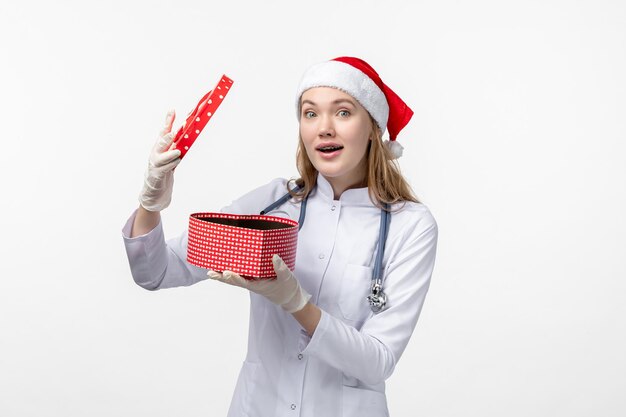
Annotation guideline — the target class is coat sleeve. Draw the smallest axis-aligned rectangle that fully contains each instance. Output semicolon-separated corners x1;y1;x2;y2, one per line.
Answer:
300;215;438;385
121;178;289;290
121;210;208;290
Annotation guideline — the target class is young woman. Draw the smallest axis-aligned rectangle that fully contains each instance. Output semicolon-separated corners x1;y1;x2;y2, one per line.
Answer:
123;57;438;417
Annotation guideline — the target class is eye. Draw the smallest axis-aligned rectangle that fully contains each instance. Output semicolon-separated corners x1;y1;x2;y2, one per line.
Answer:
338;110;350;117
303;110;316;118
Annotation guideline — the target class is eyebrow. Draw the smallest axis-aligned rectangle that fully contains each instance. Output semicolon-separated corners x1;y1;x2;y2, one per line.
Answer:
301;98;357;107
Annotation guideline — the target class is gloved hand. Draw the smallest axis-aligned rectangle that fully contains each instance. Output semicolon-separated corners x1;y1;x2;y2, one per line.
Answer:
138;110;182;212
207;254;312;313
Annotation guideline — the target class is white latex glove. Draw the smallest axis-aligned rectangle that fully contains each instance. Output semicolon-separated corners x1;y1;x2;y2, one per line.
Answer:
138;110;182;212
207;254;312;313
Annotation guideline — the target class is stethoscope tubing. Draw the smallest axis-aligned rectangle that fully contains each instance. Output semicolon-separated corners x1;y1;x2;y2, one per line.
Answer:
260;184;389;313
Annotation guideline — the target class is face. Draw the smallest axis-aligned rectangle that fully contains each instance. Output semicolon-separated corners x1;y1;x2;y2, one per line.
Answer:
299;87;373;192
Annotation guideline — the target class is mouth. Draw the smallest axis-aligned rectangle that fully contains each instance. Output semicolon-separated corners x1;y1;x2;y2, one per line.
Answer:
316;143;344;154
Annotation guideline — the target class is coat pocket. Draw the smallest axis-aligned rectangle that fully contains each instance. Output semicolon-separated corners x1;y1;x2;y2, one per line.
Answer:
338;264;373;322
342;383;389;417
229;360;260;417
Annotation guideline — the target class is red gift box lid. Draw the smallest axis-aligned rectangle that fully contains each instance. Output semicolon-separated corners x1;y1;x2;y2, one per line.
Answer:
172;74;233;159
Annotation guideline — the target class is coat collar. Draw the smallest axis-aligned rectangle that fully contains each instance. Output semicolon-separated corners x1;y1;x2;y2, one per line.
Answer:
315;173;374;207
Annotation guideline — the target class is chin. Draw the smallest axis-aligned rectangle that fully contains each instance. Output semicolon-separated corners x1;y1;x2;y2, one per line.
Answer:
313;164;344;178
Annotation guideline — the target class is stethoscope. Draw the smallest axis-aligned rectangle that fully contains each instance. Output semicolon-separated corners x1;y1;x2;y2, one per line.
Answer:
260;184;390;313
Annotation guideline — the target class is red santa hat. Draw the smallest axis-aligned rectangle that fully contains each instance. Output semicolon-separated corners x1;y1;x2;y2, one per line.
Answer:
295;56;414;159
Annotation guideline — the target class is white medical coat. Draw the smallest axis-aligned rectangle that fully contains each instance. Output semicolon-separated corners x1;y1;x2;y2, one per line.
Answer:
122;174;438;417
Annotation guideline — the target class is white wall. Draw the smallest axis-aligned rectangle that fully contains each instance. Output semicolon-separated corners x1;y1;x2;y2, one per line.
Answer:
1;0;624;415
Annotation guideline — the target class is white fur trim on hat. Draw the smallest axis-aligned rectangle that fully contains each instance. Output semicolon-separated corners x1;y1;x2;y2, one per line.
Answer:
295;60;390;135
384;139;404;159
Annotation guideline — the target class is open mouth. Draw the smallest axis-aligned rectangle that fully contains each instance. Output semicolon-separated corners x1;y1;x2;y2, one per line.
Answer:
316;145;344;153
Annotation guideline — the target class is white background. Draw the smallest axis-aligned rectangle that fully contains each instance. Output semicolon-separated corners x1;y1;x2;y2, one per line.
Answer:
1;0;624;416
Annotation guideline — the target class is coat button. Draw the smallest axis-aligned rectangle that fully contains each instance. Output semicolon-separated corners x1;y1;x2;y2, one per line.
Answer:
291;404;297;410
331;205;336;211
318;253;325;259
298;354;303;360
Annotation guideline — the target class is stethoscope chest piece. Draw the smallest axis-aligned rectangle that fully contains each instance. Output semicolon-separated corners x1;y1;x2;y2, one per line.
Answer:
367;280;387;313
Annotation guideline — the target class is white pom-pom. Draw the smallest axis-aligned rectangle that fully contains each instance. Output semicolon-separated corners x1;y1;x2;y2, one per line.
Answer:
384;139;404;159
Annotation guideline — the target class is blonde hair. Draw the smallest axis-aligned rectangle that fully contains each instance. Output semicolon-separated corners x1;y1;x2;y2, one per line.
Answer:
288;116;419;210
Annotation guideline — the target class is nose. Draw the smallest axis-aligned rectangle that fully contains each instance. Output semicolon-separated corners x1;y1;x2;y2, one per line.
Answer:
318;116;335;137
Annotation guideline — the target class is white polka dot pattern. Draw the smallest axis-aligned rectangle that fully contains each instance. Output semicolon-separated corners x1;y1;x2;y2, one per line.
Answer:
187;212;299;279
173;75;234;159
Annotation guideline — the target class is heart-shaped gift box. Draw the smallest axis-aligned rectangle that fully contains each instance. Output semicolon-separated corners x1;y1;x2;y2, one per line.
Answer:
187;212;298;279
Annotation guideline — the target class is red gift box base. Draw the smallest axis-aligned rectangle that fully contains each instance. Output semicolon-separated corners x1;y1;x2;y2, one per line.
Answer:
187;213;298;279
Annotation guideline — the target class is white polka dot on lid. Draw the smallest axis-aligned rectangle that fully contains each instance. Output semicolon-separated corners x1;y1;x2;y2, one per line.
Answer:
219;95;223;99
225;86;229;89
208;99;212;104
184;146;189;150
217;86;221;90
195;129;200;134
207;112;212;116
184;134;189;138
196;117;200;122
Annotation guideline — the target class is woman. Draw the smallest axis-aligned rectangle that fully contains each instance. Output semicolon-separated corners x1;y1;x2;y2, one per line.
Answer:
123;56;438;417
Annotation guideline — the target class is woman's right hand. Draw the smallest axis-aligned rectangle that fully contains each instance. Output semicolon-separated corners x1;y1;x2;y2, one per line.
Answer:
138;110;182;212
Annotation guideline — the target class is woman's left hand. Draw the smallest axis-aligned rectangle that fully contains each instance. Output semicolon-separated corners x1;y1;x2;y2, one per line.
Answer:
207;254;312;313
